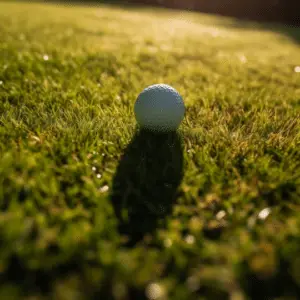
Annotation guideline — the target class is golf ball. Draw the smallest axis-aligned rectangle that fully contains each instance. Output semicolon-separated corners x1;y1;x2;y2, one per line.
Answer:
134;84;185;132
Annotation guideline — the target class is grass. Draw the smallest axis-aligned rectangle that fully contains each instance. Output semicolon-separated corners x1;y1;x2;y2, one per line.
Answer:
0;1;300;299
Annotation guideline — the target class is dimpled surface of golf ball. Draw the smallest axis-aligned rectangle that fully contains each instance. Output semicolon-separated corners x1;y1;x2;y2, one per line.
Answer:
134;84;185;132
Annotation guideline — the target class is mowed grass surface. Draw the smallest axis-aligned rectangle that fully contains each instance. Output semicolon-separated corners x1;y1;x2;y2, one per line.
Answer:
0;1;300;299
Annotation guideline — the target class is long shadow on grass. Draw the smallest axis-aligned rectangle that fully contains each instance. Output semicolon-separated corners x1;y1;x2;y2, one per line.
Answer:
111;129;184;246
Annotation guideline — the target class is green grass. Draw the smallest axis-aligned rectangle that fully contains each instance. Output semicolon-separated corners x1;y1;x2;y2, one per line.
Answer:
0;1;300;299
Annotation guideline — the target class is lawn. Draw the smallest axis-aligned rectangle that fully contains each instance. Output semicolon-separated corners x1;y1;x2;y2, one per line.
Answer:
0;1;299;299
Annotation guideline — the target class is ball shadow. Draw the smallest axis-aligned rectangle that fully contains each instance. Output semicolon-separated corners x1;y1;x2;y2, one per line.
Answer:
111;129;184;246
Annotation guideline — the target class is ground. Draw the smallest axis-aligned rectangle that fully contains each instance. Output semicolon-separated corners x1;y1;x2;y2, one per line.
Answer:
0;1;299;299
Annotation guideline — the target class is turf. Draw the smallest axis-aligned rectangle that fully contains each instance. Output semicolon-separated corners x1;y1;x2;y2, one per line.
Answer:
0;1;300;299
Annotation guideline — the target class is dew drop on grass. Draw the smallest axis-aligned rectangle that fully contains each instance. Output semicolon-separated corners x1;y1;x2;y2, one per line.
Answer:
216;210;226;220
185;234;195;245
239;55;247;63
99;185;109;193
258;208;271;220
294;66;300;73
145;283;165;300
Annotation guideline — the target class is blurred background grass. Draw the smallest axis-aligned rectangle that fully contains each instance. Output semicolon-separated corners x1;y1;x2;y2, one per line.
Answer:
50;0;300;25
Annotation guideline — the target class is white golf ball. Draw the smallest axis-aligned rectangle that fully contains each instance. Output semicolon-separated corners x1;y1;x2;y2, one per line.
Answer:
134;84;185;132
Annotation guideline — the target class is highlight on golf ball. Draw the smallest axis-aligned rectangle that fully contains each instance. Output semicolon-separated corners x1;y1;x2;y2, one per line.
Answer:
134;84;185;132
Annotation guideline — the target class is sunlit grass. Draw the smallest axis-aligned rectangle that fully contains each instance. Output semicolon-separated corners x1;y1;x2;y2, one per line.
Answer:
0;1;299;299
